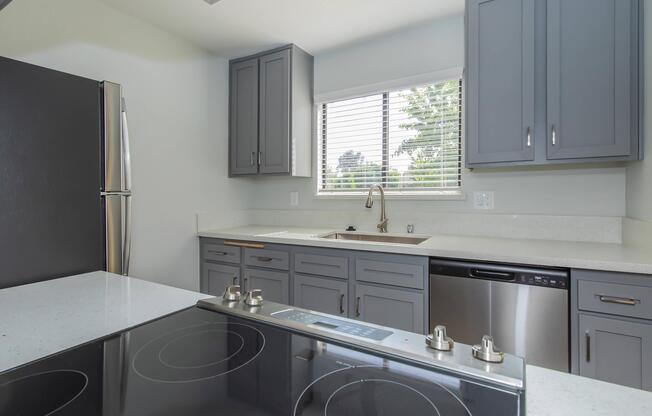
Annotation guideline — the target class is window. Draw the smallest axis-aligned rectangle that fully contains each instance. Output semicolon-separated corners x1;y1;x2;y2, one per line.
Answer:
317;79;462;195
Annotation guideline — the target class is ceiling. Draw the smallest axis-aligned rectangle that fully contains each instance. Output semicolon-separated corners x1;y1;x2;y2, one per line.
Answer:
99;0;464;57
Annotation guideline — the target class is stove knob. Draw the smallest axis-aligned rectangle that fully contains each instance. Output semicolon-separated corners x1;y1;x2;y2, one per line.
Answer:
223;285;242;302
426;325;454;351
472;335;504;363
244;289;264;307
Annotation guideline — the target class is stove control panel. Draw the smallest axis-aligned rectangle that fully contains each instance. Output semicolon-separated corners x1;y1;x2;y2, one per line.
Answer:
271;309;393;341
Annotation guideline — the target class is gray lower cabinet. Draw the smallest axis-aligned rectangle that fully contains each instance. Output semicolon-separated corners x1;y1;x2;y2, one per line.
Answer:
293;274;347;317
244;268;289;304
202;262;240;296
466;0;535;165
578;314;652;391
547;0;638;160
354;283;425;334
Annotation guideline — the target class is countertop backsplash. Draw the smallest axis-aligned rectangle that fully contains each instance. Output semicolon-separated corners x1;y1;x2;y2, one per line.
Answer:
198;209;623;244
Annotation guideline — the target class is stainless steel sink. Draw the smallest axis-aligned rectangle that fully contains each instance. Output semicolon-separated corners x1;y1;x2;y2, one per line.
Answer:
319;232;430;245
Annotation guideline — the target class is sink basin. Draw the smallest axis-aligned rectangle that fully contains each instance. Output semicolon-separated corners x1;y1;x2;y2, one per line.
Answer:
319;232;430;245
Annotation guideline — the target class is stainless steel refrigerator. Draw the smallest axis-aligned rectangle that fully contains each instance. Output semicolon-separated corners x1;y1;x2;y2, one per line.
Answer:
0;56;132;289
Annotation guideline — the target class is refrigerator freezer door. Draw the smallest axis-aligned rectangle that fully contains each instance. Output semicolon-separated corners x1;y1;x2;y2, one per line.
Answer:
0;57;104;288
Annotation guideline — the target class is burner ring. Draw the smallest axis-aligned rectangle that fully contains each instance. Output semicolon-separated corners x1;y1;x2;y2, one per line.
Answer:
324;379;441;416
0;369;88;416
158;329;245;370
132;322;265;384
294;365;472;416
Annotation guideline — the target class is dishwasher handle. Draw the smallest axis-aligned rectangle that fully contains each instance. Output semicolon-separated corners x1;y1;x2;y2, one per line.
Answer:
469;269;515;281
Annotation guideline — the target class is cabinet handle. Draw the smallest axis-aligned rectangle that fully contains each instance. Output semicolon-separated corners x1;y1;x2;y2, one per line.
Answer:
598;295;639;306
243;277;248;292
255;256;274;262
339;294;345;314
526;127;532;147
551;125;557;146
355;297;361;317
224;241;265;249
208;250;228;256
585;331;591;362
232;276;238;285
258;151;263;166
250;151;256;166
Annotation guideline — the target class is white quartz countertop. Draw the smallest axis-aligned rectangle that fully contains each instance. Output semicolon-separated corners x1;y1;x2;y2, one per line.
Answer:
526;365;652;415
0;271;210;374
198;225;652;275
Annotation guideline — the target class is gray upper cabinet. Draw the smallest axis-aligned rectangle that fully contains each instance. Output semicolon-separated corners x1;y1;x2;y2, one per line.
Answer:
547;0;638;160
259;49;291;174
229;45;314;177
229;58;259;175
465;0;642;167
579;314;652;391
466;0;535;165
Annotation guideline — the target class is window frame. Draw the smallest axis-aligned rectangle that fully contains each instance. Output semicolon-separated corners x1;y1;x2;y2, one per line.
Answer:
314;77;465;199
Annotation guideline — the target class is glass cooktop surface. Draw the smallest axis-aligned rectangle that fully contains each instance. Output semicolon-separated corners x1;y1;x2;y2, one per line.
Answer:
0;307;520;415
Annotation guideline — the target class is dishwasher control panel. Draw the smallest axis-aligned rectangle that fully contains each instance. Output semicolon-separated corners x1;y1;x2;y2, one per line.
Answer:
517;273;567;289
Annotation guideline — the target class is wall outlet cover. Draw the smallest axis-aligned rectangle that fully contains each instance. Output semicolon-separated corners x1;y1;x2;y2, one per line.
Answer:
290;191;299;206
473;191;494;210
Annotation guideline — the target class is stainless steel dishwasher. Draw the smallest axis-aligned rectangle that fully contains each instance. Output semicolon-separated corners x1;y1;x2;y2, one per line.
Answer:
430;258;569;372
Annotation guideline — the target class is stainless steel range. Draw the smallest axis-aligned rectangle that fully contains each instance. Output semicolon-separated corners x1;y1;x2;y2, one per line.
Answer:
0;287;526;415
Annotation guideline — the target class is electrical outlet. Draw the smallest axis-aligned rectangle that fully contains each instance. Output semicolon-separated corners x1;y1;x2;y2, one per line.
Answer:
290;191;299;207
473;191;494;210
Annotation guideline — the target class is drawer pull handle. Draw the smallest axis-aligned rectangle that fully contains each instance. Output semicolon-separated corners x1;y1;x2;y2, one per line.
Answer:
598;295;639;306
208;250;228;256
339;294;345;314
355;297;361;317
255;256;274;262
224;241;265;249
585;331;591;362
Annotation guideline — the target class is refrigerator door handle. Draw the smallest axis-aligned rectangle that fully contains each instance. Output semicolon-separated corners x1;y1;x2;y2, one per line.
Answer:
121;97;132;276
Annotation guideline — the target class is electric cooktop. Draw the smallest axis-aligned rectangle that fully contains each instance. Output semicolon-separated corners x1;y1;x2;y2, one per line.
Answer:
0;297;525;415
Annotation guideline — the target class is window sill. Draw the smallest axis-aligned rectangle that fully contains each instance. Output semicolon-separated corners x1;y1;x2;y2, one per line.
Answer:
314;190;466;201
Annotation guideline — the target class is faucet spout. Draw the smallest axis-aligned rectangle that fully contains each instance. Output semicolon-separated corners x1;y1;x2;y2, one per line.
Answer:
365;184;388;233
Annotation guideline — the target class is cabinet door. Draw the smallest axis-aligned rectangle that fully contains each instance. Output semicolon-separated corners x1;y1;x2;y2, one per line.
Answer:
244;268;289;304
258;49;291;174
202;263;240;296
354;284;425;334
229;58;259;175
547;0;633;159
466;0;535;165
579;314;652;391
293;274;347;317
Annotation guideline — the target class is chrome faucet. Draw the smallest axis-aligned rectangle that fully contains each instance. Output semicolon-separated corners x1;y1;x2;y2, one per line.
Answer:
365;184;388;233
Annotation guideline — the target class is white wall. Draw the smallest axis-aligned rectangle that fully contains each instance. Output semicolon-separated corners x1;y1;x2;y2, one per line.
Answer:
252;16;627;219
626;2;652;222
0;0;253;290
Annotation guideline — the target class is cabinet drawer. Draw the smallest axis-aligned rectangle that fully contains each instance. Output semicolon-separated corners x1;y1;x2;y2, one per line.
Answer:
244;248;289;270
355;254;426;289
578;280;652;320
202;243;241;264
295;251;348;279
